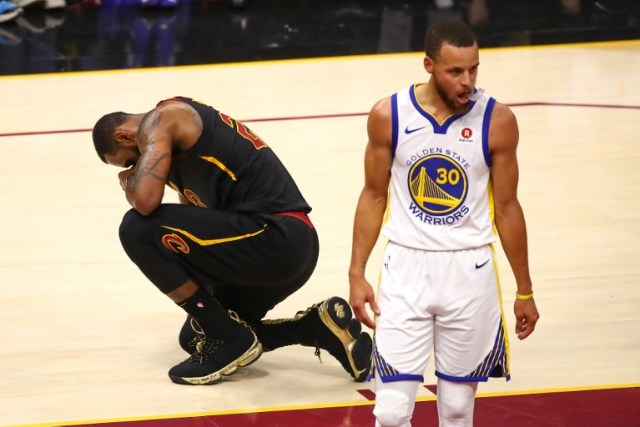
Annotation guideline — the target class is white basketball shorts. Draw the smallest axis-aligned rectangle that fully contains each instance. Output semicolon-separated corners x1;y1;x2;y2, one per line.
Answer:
372;241;510;383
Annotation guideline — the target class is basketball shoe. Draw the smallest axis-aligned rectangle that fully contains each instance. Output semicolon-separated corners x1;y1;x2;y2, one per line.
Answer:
0;1;21;23
179;297;373;382
169;311;263;385
262;296;373;382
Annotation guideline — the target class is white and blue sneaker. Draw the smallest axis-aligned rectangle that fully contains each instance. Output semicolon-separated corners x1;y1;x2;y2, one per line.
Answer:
0;0;22;23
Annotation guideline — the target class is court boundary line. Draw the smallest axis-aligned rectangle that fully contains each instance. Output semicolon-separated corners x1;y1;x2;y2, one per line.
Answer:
1;102;639;140
7;382;640;427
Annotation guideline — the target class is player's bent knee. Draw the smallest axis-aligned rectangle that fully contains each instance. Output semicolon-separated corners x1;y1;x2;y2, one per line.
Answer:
119;208;154;249
373;389;411;427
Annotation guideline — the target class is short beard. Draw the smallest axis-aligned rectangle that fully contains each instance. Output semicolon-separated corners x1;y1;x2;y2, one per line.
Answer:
433;75;464;114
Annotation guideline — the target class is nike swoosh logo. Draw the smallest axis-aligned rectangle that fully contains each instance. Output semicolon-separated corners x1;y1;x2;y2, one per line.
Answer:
475;259;490;269
404;125;425;134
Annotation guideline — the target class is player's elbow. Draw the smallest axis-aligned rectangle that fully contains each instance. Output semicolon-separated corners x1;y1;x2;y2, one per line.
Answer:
134;206;156;217
132;193;162;216
494;199;520;218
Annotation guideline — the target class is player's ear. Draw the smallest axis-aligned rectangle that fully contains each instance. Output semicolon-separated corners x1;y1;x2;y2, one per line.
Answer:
423;56;434;74
114;129;135;147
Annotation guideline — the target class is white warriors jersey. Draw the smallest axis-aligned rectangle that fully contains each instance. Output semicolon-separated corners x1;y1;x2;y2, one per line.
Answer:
381;84;497;251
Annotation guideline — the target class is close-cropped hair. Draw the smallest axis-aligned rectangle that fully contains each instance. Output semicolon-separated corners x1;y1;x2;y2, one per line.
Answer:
424;20;477;60
92;112;128;163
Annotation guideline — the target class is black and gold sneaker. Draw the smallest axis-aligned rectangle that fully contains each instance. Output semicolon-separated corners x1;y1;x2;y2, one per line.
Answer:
296;296;373;382
169;312;263;385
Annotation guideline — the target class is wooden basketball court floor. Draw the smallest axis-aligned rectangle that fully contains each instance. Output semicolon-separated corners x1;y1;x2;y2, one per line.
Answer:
1;40;639;426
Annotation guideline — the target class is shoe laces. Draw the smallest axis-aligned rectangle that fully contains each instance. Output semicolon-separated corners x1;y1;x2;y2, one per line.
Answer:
228;309;254;332
190;317;205;336
294;301;320;320
187;317;206;351
190;337;224;364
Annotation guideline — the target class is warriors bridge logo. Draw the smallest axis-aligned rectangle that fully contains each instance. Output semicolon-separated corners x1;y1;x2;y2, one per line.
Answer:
407;154;469;224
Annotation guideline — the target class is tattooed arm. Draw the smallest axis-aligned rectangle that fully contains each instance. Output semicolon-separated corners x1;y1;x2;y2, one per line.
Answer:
125;109;173;215
123;101;203;215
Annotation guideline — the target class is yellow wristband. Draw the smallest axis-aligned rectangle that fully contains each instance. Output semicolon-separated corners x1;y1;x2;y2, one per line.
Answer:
515;292;534;300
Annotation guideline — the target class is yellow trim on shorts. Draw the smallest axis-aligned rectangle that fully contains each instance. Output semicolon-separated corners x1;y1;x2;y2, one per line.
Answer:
490;243;512;376
161;224;267;246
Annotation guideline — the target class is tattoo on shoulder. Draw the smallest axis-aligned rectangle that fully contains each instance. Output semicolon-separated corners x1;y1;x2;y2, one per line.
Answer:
136;110;170;183
138;110;161;149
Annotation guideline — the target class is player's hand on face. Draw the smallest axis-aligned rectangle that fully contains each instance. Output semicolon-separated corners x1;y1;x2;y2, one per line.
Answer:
350;279;380;330
118;166;136;191
514;299;539;340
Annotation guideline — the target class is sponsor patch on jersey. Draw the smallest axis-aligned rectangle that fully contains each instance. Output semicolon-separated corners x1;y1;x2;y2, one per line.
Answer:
458;127;476;143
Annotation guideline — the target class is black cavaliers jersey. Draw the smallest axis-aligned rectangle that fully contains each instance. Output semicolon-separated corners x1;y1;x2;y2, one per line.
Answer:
159;96;311;214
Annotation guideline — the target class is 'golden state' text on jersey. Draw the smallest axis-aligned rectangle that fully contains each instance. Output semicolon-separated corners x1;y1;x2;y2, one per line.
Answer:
381;84;497;251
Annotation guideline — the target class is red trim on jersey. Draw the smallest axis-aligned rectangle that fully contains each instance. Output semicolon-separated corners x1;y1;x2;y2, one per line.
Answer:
274;211;314;229
156;97;186;107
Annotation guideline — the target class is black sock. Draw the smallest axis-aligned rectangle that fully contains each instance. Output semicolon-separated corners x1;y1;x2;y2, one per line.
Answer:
256;311;318;351
177;287;239;341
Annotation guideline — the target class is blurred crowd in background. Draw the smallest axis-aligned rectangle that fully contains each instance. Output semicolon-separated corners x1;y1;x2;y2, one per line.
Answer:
0;0;638;75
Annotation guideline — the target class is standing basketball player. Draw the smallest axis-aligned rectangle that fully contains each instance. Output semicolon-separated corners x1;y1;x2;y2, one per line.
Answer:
348;21;540;426
92;96;372;385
